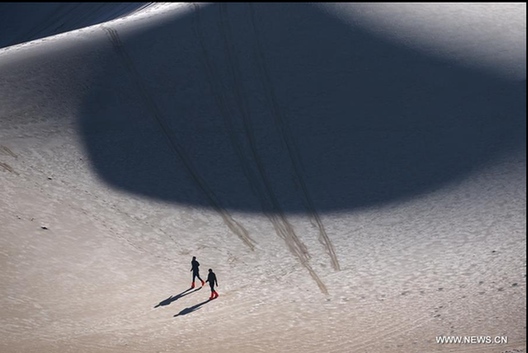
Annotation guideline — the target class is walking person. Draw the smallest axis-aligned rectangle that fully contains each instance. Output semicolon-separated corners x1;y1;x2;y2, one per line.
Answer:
206;269;219;300
190;256;205;288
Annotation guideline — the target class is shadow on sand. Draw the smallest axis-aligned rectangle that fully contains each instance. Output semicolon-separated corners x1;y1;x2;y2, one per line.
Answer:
79;3;526;215
154;287;202;308
0;3;149;49
173;299;212;318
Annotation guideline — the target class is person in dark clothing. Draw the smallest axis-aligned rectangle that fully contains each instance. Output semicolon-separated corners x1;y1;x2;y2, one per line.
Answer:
206;269;219;300
190;256;205;288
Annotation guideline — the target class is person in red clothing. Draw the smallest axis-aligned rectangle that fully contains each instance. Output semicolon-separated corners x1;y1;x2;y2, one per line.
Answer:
206;268;219;300
190;256;205;288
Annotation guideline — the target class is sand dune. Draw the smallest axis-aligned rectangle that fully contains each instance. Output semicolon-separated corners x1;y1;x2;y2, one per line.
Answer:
0;3;525;352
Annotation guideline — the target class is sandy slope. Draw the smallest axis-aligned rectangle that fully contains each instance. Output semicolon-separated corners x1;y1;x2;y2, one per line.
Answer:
0;3;525;353
0;3;152;49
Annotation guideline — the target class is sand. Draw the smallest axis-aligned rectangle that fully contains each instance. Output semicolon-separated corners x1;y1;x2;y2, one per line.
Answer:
0;3;525;353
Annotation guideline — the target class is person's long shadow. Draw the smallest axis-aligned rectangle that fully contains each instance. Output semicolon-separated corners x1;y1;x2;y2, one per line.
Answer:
154;287;202;308
173;299;211;317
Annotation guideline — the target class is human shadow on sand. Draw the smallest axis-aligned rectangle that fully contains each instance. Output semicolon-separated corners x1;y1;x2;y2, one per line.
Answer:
173;299;211;317
154;287;202;308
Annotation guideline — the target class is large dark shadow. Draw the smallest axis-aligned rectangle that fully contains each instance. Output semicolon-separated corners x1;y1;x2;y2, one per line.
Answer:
0;3;148;49
79;3;526;214
154;287;201;309
173;299;211;318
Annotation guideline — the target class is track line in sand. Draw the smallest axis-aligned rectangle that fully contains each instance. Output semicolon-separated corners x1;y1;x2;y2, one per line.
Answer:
192;3;327;294
101;25;255;251
247;3;340;272
0;145;18;158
